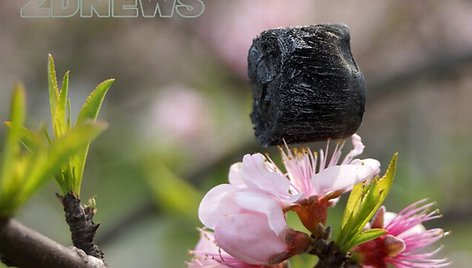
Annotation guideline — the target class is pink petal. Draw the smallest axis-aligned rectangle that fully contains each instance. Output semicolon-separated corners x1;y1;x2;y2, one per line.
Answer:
350;158;381;181
311;162;377;197
214;213;287;265
398;223;426;239
240;154;291;199
229;162;245;186
383;212;398;227
311;159;380;196
189;229;260;268
341;134;365;164
198;184;241;228
193;229;219;253
233;191;287;235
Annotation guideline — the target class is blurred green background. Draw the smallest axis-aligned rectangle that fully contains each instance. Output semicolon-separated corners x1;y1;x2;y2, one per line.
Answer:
1;1;471;267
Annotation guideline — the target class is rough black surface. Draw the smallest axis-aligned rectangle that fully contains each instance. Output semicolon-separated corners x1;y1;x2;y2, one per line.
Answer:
59;193;104;261
248;24;366;146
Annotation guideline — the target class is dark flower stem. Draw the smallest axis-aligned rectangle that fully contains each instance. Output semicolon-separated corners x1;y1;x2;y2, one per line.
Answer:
309;224;361;268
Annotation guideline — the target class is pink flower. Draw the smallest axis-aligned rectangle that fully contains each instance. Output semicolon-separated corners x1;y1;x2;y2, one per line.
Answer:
198;134;379;264
198;181;310;265
281;134;380;202
188;229;288;268
281;134;380;232
353;200;449;268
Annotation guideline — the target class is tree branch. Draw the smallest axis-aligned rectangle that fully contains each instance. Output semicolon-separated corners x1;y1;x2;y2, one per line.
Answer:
0;218;106;268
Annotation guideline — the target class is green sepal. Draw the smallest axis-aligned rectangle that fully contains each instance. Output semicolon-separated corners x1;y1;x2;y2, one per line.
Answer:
336;153;398;252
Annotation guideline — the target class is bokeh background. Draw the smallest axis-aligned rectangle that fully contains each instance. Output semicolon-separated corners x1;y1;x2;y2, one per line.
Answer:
1;0;471;267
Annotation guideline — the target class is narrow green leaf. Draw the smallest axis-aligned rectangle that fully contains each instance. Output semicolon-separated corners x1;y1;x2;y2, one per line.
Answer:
7;150;48;214
347;228;386;249
76;79;114;125
48;54;59;123
352;154;397;236
338;182;375;246
337;154;398;251
1;122;106;214
342;182;364;229
53;71;70;137
0;84;26;189
8;84;26;127
373;153;397;205
71;149;88;194
22;121;108;195
59;71;70;115
3;121;37;151
0;85;27;216
72;79;113;194
0;154;29;215
351;183;380;232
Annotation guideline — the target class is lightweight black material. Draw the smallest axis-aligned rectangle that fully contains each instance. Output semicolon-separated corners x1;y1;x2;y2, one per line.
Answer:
248;24;366;146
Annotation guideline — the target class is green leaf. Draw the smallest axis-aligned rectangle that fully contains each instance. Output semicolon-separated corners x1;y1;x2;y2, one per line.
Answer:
76;79;114;125
3;121;39;151
26;121;108;195
0;121;107;216
373;153;397;206
59;71;70;115
0;57;113;215
347;228;386;249
71;79;113;194
0;84;26;191
353;153;397;236
341;181;364;229
5;149;48;214
350;183;380;234
48;54;59;124
53;71;70;138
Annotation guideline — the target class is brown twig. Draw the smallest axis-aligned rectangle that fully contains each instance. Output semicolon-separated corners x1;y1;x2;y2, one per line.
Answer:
0;218;106;268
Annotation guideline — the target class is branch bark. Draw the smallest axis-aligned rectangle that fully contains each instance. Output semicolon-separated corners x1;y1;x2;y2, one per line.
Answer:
58;193;104;260
0;218;106;268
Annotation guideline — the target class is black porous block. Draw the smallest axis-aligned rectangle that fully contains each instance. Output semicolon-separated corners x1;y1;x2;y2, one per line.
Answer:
248;24;366;146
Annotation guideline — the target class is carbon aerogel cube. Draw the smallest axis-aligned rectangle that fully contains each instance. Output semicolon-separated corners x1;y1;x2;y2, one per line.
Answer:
248;24;366;146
